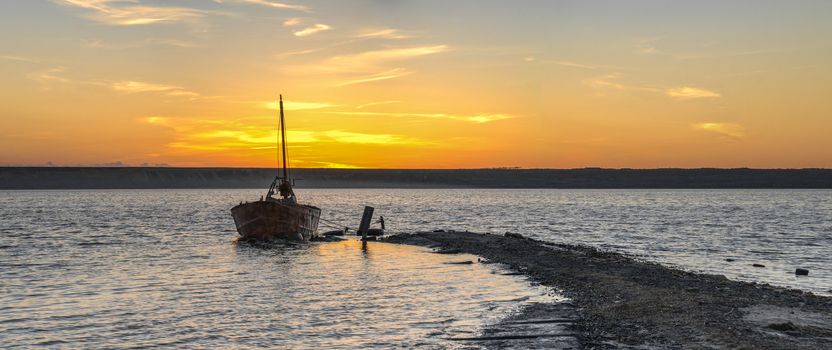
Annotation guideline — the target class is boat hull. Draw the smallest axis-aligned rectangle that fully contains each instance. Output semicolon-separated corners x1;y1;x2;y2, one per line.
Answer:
231;201;321;241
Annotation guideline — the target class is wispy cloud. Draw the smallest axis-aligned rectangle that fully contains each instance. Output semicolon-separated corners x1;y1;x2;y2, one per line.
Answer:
55;0;209;25
354;28;410;40
112;81;199;98
694;122;745;139
28;66;71;84
535;59;602;70
274;48;323;59
357;100;401;109
284;44;449;86
582;73;628;90
294;24;331;37
321;130;419;145
83;38;201;49
218;0;309;12
584;74;719;100
0;54;41;63
336;68;411;86
264;100;338;110
329;111;513;124
283;17;302;27
327;45;448;70
667;87;721;99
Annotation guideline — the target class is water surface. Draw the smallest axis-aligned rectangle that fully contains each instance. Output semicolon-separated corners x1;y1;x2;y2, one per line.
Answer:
1;189;830;348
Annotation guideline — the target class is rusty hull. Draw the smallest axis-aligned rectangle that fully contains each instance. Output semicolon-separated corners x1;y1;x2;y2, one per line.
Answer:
231;201;321;241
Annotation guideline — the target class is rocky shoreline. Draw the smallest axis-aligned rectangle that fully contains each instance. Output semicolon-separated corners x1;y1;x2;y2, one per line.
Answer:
383;231;832;349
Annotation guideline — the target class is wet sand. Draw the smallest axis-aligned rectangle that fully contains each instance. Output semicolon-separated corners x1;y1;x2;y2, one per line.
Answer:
383;231;832;349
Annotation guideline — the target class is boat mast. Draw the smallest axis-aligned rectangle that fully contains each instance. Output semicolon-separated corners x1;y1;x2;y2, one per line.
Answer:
271;94;296;201
279;94;288;181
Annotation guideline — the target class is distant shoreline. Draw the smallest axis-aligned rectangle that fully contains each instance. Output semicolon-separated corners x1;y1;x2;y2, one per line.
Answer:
1;167;831;189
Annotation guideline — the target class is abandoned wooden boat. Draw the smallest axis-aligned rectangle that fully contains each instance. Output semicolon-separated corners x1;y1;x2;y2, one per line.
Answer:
231;95;321;241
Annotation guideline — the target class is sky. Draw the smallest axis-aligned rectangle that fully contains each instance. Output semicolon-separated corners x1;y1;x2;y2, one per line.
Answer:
1;0;831;168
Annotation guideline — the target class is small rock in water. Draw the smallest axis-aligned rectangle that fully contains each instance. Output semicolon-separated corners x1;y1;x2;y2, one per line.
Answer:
795;268;809;276
505;232;524;239
433;248;462;254
725;258;735;262
752;263;766;268
322;230;345;236
767;322;798;332
446;261;474;265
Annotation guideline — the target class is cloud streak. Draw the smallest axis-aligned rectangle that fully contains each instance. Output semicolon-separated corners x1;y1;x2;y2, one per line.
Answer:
694;122;746;139
55;0;208;25
583;74;721;101
264;100;338;110
82;38;201;49
329;111;513;124
1;54;41;63
112;81;199;98
283;44;449;86
667;87;721;99
28;67;71;84
283;17;302;27
356;100;401;109
327;45;448;70
336;69;411;86
354;28;410;40
220;0;309;12
294;24;331;37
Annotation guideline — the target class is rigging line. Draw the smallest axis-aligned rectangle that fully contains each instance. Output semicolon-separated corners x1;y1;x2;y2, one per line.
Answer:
284;103;291;181
274;96;283;176
318;221;350;230
280;94;289;181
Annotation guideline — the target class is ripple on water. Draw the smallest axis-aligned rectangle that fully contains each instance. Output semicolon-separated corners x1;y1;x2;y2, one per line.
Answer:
0;191;559;349
1;189;829;348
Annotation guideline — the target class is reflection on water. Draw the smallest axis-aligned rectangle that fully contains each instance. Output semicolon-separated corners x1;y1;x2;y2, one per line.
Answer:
0;190;556;348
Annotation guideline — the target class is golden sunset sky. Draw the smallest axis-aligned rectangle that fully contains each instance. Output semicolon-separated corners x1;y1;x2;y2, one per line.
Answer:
1;0;830;168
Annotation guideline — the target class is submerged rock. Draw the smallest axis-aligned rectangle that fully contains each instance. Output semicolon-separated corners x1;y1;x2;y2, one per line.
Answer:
505;232;525;239
366;228;385;236
446;261;474;265
433;248;462;254
322;229;346;236
767;322;798;332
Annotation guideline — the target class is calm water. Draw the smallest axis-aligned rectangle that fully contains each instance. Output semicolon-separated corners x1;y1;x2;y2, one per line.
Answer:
0;190;557;349
1;189;831;348
306;189;831;294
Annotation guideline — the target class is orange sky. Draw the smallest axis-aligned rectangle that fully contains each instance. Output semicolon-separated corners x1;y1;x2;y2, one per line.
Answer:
1;0;831;168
